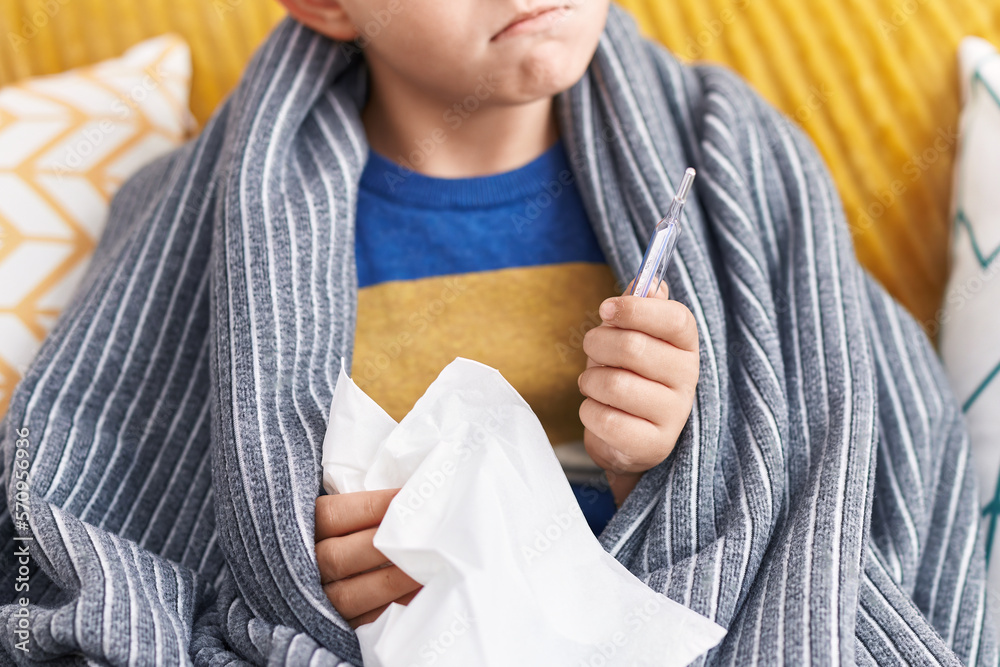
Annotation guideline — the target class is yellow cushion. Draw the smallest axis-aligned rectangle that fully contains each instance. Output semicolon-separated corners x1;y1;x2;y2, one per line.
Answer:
0;0;286;128
3;0;998;330
616;0;1000;334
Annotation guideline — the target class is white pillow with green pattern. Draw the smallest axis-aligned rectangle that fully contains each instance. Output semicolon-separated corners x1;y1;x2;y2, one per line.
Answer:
940;36;1000;593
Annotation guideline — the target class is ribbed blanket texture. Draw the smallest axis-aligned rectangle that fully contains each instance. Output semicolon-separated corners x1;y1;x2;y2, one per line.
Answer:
1;6;995;665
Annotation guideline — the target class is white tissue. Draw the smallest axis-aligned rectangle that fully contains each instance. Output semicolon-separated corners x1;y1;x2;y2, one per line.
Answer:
322;358;726;666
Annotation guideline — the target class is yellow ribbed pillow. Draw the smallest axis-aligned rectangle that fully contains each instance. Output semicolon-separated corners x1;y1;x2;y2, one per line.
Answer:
3;0;999;331
0;0;286;129
617;0;1000;335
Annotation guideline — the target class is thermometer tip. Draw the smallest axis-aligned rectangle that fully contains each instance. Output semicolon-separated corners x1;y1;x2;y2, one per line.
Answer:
676;168;696;202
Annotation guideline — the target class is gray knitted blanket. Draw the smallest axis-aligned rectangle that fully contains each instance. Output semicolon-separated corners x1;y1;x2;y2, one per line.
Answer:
1;5;995;665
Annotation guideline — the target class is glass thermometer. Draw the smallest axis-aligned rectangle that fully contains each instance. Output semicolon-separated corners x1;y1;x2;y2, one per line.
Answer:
629;167;696;298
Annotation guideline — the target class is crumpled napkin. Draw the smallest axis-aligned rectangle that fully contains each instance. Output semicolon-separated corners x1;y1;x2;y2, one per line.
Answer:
322;357;726;666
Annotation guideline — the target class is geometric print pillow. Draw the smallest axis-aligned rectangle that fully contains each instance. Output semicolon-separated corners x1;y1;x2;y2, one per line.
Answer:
0;35;193;420
939;36;1000;595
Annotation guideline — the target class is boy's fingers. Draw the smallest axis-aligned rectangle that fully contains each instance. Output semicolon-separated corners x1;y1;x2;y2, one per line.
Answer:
598;296;697;351
347;589;420;629
650;281;669;300
578;366;675;423
579;400;661;473
581;427;622;473
582;326;696;386
323;564;420;621
316;489;400;540
348;602;390;629
316;527;387;583
581;421;657;475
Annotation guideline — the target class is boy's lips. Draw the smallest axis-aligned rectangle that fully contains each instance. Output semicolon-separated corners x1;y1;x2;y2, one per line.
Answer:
491;5;572;42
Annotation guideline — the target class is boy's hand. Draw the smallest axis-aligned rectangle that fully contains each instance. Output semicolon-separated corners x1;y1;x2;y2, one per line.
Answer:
578;282;699;505
315;489;421;628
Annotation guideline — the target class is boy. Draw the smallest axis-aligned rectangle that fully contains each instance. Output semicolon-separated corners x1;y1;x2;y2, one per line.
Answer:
295;0;701;629
1;0;993;664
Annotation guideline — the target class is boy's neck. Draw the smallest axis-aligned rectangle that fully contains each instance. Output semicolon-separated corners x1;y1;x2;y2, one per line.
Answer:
361;64;559;178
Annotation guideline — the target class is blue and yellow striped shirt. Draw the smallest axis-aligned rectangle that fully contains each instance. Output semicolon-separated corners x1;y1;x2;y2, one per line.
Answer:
352;140;619;533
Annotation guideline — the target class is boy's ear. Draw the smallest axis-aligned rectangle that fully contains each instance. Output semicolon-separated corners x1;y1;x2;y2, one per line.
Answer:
277;0;359;42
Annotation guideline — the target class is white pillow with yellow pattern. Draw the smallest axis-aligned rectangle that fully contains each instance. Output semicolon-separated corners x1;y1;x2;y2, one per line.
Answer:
0;35;193;419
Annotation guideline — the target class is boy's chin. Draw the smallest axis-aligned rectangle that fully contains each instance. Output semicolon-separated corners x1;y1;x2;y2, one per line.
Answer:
496;44;595;103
